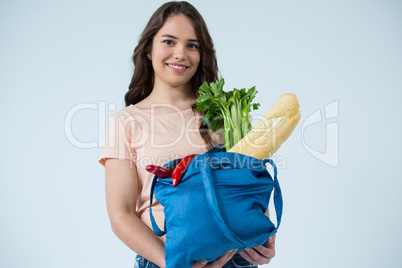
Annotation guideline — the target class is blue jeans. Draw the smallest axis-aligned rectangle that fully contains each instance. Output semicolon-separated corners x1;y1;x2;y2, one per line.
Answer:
134;253;258;268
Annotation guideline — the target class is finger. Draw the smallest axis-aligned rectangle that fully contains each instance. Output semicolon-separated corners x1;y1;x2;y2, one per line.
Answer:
192;259;208;268
254;234;276;258
208;249;237;268
239;248;271;266
265;234;276;246
238;234;277;265
224;249;237;263
238;249;259;265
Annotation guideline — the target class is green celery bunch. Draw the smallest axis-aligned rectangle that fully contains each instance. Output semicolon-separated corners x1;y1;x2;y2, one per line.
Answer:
195;77;260;151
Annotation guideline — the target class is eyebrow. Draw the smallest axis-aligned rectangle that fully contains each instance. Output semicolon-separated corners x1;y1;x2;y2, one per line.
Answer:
161;34;199;43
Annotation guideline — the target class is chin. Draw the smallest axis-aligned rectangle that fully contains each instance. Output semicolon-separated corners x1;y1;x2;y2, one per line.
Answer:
168;78;192;88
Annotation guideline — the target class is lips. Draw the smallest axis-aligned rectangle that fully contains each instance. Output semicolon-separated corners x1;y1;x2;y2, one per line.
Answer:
166;63;189;73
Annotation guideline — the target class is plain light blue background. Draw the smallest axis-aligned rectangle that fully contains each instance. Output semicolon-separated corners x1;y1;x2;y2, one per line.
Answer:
1;0;401;267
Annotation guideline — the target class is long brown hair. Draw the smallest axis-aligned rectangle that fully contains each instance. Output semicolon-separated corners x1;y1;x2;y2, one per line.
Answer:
124;1;218;149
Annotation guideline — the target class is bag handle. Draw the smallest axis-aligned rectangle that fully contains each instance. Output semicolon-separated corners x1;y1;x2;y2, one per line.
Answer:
263;159;283;230
199;154;245;244
149;175;167;236
200;155;283;245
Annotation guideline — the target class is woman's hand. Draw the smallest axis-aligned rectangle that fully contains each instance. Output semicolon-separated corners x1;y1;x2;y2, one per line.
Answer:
192;249;237;268
238;234;276;265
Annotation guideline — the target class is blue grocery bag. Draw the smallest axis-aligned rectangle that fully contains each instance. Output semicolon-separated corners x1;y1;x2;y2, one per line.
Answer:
149;144;283;268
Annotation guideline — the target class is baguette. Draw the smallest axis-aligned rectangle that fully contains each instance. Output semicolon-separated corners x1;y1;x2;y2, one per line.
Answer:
228;93;301;159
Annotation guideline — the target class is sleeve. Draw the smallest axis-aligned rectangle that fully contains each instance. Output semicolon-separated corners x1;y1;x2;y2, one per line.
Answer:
98;111;137;166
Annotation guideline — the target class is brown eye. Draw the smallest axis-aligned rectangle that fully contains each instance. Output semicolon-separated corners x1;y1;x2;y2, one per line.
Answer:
163;40;174;45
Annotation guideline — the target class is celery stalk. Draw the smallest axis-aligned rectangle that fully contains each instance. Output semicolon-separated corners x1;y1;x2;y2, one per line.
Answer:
195;77;260;151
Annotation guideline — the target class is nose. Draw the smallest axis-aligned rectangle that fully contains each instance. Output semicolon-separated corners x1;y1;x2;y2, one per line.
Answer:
173;45;186;61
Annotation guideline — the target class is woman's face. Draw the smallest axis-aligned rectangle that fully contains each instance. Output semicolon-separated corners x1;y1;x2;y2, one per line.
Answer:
150;14;200;90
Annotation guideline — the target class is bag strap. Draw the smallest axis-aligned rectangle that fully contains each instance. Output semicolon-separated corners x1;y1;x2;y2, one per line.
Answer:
199;154;246;244
149;175;167;236
200;155;283;244
263;159;283;231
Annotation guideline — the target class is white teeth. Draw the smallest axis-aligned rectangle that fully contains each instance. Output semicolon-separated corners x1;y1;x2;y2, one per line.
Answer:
168;64;187;70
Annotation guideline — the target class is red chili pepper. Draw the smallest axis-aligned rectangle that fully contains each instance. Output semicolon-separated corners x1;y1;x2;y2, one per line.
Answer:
145;165;173;179
172;154;198;187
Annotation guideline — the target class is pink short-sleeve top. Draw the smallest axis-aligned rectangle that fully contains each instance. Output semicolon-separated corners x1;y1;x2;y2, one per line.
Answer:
99;104;224;232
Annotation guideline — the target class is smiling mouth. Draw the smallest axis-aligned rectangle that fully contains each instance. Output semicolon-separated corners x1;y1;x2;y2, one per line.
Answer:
166;64;189;70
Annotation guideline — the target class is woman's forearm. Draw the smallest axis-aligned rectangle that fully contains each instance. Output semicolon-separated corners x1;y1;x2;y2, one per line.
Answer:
110;212;166;268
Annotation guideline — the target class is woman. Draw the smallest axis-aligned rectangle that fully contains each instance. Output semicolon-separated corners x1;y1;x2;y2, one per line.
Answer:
99;2;276;267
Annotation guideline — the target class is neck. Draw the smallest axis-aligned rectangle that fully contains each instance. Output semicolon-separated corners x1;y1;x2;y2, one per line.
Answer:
148;81;196;107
